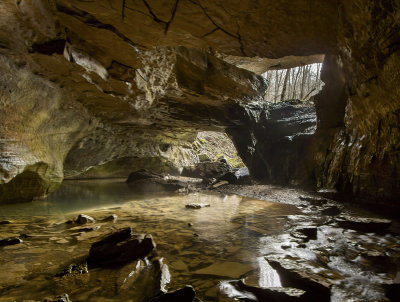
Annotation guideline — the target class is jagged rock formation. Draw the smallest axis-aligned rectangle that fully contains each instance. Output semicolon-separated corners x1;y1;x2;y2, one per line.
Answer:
227;100;316;184
0;0;399;205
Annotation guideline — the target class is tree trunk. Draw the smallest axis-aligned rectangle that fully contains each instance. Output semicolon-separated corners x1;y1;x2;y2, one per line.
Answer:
280;69;289;102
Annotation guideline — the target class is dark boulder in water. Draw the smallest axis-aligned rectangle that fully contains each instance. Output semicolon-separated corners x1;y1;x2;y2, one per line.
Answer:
87;227;156;268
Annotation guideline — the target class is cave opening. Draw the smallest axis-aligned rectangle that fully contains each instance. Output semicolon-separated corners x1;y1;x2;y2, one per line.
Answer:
262;62;324;104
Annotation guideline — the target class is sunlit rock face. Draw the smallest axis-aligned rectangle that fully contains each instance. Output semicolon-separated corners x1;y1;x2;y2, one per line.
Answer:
0;0;399;204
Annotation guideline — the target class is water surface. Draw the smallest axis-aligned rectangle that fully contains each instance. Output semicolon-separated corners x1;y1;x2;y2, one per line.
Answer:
0;179;302;301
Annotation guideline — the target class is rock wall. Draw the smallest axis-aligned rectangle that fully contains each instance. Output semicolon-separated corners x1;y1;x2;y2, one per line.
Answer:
315;1;400;204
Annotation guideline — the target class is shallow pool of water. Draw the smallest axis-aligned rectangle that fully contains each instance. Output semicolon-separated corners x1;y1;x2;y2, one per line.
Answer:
0;180;302;301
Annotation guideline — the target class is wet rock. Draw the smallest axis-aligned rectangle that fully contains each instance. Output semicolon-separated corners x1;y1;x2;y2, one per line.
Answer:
185;203;210;209
87;227;156;268
291;226;317;241
102;214;118;223
335;215;392;233
0;220;11;225
152;258;171;294
188;223;193;227
149;285;196;302
56;262;88;277
75;214;95;225
127;258;171;300
298;196;328;205
236;279;307;301
78;226;101;232
118;259;146;291
0;237;22;247
265;255;343;301
320;206;341;216
42;293;71;302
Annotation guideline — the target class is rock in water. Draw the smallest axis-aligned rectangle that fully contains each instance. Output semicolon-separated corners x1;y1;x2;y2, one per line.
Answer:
235;279;306;302
291;226;318;241
265;255;344;301
335;216;392;233
149;285;196;302
0;237;22;247
87;227;155;268
102;214;118;223
75;214;95;225
185;203;210;209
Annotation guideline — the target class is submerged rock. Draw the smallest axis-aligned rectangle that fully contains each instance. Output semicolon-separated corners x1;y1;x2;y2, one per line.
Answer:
149;285;196;302
0;237;22;247
87;227;156;268
335;216;392;233
75;214;95;225
185;203;210;209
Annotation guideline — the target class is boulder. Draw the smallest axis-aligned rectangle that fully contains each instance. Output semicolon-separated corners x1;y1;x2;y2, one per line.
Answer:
182;161;233;180
291;226;317;241
219;167;251;185
87;227;156;268
75;214;95;225
335;216;392;233
149;285;196;302
0;237;22;247
102;214;118;223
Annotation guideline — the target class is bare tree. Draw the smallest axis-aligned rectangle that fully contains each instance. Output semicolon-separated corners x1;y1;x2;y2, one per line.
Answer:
262;63;323;103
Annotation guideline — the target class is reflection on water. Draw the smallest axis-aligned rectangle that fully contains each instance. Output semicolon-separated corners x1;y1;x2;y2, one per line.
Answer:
0;180;301;301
